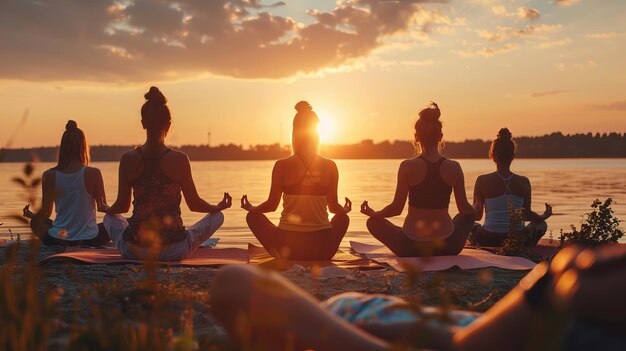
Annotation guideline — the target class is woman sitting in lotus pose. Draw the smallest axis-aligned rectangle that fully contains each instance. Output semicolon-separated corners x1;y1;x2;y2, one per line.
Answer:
25;120;110;246
471;128;552;247
361;102;475;257
103;87;231;261
240;101;352;261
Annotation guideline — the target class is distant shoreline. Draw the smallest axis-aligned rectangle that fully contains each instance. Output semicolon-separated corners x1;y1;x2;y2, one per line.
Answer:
2;132;625;162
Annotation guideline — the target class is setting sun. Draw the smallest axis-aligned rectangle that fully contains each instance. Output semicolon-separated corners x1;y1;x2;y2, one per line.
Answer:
317;113;338;144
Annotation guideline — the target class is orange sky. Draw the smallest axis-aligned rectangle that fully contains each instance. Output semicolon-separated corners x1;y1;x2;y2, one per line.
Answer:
1;0;624;148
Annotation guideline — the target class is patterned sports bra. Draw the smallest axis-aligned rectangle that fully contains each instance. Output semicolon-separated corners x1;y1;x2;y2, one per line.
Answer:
123;147;188;246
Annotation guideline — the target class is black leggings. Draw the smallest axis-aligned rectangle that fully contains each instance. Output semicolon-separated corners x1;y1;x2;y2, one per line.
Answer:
470;221;548;247
30;215;111;247
246;212;349;261
366;214;475;257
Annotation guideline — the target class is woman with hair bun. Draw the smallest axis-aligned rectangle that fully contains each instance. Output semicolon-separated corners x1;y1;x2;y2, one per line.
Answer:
102;87;232;261
471;128;552;247
361;102;475;257
240;101;352;261
24;121;111;246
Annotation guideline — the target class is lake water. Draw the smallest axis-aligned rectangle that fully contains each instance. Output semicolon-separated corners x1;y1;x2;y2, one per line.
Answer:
1;159;625;248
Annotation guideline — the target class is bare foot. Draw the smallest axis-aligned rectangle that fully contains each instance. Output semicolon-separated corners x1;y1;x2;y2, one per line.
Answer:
23;205;34;219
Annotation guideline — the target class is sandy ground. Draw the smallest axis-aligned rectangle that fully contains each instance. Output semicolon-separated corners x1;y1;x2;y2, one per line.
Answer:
1;243;527;350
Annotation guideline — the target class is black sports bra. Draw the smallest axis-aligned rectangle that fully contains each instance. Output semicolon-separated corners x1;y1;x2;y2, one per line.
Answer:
408;156;452;209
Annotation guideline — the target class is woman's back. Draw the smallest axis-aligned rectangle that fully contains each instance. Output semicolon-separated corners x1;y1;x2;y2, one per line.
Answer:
403;155;460;240
278;154;333;231
122;147;187;246
477;172;528;233
48;165;99;240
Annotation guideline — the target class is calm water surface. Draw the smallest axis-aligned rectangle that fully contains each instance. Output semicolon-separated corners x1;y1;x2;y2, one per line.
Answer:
1;159;625;248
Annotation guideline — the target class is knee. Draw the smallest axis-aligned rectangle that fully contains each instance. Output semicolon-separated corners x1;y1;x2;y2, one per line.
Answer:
210;211;225;227
246;211;264;225
366;216;382;233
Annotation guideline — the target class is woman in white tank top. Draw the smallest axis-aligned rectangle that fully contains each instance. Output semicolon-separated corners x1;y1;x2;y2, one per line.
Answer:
24;121;110;246
471;128;552;247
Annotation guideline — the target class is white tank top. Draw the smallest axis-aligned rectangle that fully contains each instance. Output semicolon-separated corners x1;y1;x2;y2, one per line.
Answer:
483;173;525;234
48;167;99;240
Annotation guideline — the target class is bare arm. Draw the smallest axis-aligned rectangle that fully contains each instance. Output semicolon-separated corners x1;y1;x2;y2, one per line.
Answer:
91;168;108;212
472;177;484;221
327;161;351;215
179;155;230;213
242;161;283;213
361;162;408;218
37;170;55;218
521;177;551;223
105;154;133;214
452;162;474;215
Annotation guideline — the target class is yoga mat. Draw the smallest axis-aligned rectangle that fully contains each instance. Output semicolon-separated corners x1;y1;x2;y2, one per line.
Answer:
248;244;382;270
350;241;536;272
39;246;247;266
464;238;562;258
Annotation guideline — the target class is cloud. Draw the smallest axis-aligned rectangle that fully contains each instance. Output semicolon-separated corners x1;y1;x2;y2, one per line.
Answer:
477;24;561;42
586;32;626;39
452;43;520;57
517;7;541;20
534;38;572;49
491;6;540;20
591;99;626;111
530;90;568;98
0;0;447;83
556;0;579;6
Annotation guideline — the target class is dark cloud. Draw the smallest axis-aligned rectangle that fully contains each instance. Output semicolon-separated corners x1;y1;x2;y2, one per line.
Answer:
0;0;445;83
591;99;626;111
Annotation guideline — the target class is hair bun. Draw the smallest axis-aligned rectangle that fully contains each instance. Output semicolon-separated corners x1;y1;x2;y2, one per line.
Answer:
144;86;167;106
498;128;512;141
295;101;312;113
419;101;441;121
66;120;78;131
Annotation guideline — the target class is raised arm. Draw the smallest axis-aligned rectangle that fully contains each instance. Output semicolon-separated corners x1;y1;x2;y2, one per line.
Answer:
327;161;351;215
451;161;474;215
361;161;408;218
105;153;133;214
242;161;283;213
521;177;551;223
179;154;230;213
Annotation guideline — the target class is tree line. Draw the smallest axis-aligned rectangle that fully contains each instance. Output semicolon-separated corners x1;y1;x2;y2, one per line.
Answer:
1;132;624;162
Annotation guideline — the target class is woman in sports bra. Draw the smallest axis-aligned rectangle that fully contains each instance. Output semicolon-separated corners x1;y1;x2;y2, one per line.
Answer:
102;87;232;261
471;128;552;247
240;101;352;261
360;102;475;257
24;120;110;246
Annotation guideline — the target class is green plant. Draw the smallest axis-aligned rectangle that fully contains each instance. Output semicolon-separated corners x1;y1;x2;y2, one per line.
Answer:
560;198;624;246
498;199;528;256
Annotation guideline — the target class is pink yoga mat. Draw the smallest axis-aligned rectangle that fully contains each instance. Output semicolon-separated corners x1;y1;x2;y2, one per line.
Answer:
39;247;248;266
350;241;536;272
248;244;382;270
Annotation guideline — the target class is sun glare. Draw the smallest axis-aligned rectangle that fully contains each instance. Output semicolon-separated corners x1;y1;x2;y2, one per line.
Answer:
317;114;337;144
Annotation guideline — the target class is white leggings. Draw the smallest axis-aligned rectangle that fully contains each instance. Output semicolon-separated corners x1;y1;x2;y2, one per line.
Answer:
104;212;224;261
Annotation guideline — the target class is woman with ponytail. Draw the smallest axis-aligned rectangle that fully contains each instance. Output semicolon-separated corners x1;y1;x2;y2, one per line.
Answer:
471;128;552;246
360;102;475;257
240;101;352;260
103;87;232;261
24;121;111;246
